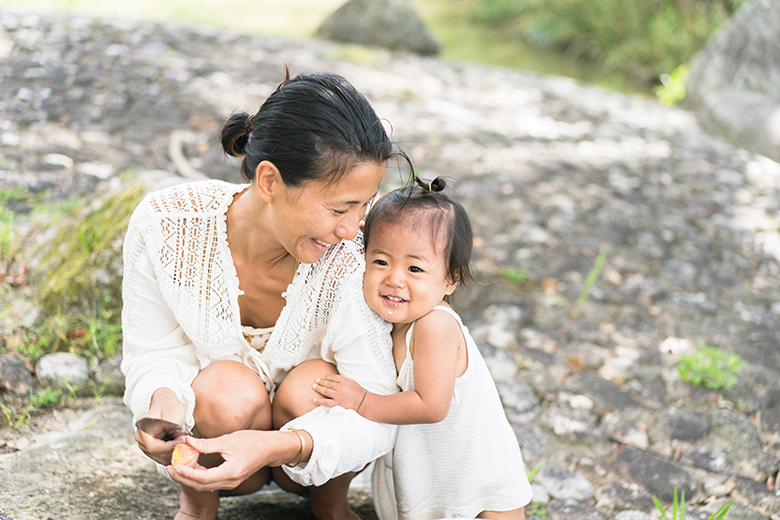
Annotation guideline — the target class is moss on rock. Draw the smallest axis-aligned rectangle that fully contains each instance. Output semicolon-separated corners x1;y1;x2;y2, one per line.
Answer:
37;182;144;316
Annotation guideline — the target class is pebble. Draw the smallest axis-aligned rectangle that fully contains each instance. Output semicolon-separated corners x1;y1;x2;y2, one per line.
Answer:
535;465;594;501
35;352;89;389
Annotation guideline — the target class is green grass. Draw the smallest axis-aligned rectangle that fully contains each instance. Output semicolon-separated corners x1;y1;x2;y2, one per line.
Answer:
677;343;743;391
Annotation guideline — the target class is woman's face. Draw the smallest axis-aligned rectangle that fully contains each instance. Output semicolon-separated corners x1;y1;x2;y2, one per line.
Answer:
273;161;386;264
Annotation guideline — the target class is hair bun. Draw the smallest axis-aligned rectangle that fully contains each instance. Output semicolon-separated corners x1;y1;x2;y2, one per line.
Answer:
414;175;446;193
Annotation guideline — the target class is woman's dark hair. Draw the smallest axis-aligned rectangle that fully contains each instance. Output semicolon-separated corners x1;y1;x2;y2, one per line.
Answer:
221;69;410;185
363;176;474;287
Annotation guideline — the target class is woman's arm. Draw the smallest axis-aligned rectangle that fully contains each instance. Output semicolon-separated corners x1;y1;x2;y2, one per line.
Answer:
313;309;463;424
121;208;200;437
277;267;400;487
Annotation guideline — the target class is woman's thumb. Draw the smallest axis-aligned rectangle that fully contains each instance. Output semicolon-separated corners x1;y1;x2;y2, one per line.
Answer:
185;435;216;455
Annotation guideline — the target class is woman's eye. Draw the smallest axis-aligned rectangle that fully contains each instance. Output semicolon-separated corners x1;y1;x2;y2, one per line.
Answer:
333;209;347;215
408;266;423;273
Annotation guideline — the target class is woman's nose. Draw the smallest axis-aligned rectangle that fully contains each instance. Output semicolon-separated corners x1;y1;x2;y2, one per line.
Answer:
334;212;361;241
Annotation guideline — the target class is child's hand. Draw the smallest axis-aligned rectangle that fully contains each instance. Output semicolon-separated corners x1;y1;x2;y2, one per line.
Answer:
312;374;367;412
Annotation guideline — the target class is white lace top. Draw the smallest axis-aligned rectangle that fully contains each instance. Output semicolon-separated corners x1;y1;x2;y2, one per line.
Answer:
121;179;397;486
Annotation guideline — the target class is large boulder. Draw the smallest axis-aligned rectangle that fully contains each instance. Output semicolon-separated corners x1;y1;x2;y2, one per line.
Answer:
685;0;780;161
316;0;440;55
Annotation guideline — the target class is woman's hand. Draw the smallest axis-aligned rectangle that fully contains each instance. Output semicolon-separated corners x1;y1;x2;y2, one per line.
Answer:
134;388;188;465
312;374;367;411
167;430;308;492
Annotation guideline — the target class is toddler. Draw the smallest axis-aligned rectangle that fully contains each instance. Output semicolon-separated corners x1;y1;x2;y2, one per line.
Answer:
313;177;533;520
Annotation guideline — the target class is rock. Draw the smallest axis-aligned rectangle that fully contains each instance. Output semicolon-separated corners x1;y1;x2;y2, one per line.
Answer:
731;477;780;517
685;0;780;162
595;480;654;516
0;354;33;394
35;352;89;389
688;499;770;520
647;407;710;444
705;409;779;481
761;411;780;447
530;483;550;504
614;447;697;504
316;0;440;55
599;411;648;449
534;465;594;501
700;477;730;498
679;446;734;474
565;372;638;414
611;512;654;520
624;379;669;410
542;392;607;445
92;355;125;396
495;378;541;425
477;341;518;379
512;423;548;470
547;499;608;520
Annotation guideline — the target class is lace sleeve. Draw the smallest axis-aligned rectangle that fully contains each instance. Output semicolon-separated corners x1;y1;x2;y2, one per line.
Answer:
120;200;199;430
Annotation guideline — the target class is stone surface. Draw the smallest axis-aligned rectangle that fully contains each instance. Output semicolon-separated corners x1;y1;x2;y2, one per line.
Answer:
495;378;541;425
594;480;654;516
35;352;89;388
565;372;638;414
0;355;33;394
611;512;653;520
547;499;607;520
614;447;696;503
685;0;780;162
316;0;439;55
534;465;594;501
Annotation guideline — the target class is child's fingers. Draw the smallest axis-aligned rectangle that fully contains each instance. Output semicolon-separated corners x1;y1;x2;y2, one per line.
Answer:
312;381;335;397
313;397;336;408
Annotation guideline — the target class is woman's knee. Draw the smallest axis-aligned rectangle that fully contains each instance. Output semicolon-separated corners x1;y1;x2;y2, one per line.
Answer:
192;360;271;435
272;359;337;428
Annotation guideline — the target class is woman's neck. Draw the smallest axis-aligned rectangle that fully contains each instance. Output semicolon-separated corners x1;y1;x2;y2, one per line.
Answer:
226;186;290;266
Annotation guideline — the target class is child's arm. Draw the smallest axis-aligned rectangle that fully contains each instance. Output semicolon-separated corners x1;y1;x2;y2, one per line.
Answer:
313;309;463;425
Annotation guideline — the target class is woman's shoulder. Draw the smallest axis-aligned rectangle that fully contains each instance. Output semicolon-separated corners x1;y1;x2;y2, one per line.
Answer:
141;179;246;216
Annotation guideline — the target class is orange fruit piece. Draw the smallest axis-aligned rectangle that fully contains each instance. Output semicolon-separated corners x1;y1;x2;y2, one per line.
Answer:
171;442;199;467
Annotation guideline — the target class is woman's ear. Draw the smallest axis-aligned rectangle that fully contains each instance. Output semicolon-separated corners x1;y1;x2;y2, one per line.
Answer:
255;161;281;203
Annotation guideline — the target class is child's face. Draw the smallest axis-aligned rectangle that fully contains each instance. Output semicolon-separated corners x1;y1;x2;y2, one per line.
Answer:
363;219;456;325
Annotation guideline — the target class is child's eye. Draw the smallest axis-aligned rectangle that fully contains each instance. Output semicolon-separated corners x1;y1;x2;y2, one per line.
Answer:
373;259;388;266
408;266;423;273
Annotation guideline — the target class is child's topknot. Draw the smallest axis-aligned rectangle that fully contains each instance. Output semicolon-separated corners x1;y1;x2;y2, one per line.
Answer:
364;175;473;287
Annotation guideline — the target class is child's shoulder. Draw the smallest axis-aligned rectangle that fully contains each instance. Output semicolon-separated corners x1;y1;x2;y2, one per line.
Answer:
411;304;463;339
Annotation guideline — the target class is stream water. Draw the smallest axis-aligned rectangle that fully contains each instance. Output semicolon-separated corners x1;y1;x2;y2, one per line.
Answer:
414;0;651;96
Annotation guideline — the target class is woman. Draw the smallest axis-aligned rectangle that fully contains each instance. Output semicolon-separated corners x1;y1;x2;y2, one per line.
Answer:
120;70;410;520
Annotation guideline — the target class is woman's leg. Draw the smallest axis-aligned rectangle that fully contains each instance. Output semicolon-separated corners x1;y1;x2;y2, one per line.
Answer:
272;359;360;520
177;360;273;520
478;507;526;520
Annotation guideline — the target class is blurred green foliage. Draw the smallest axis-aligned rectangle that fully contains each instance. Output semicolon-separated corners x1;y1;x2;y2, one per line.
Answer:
468;0;747;89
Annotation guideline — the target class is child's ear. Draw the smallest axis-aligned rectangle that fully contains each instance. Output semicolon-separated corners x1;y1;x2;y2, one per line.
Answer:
445;279;458;296
255;161;281;203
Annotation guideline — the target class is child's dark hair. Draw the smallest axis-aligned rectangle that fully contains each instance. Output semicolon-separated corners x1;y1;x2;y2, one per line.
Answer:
221;67;411;186
364;176;474;286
